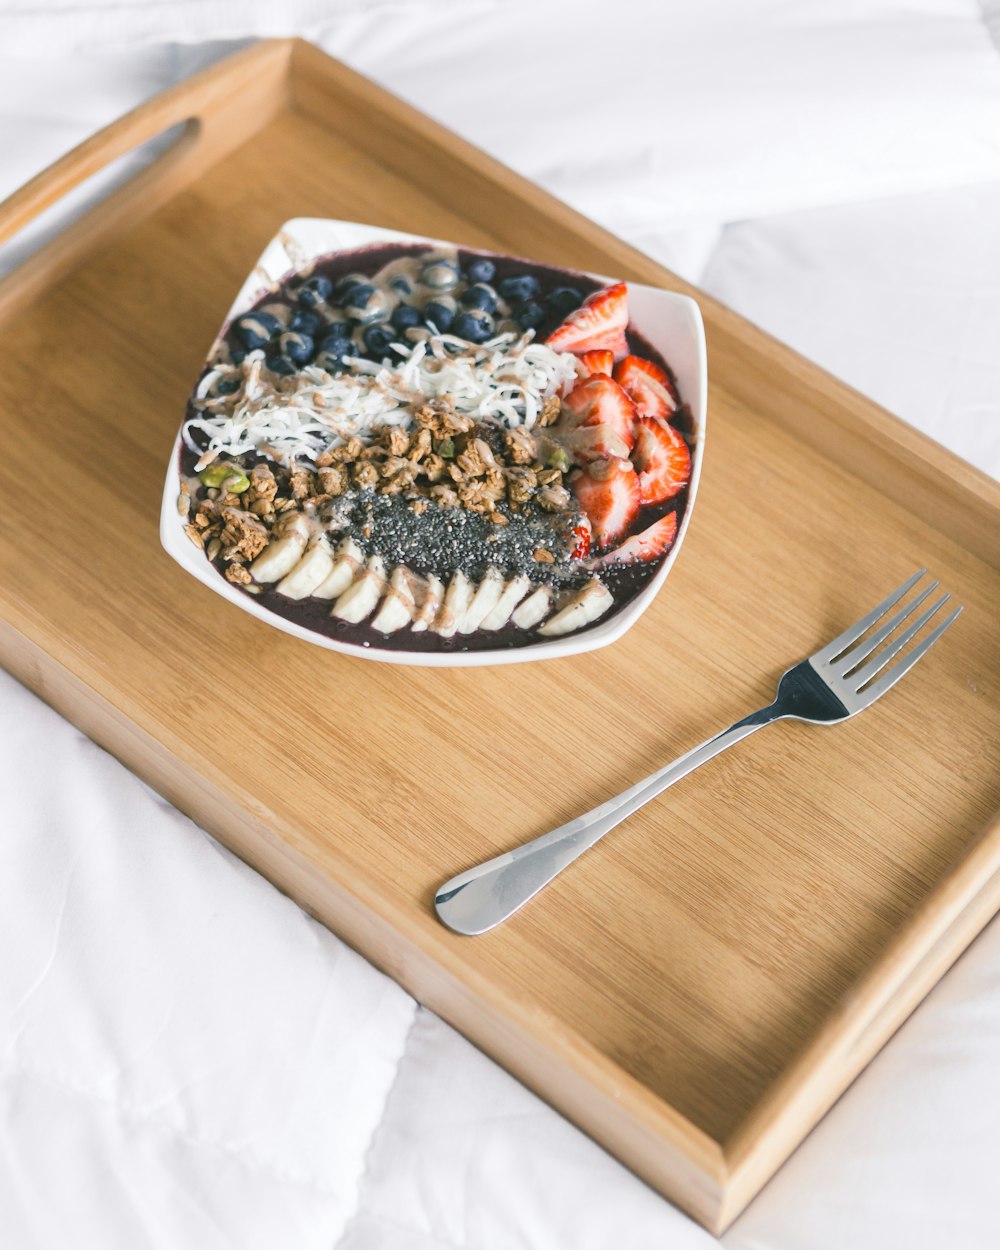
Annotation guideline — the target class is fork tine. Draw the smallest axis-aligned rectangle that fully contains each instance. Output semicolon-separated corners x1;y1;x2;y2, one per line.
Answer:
856;605;963;705
814;569;927;664
834;580;939;674
849;593;951;689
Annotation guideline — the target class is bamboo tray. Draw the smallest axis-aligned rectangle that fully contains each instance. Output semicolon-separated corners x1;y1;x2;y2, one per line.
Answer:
2;39;999;1234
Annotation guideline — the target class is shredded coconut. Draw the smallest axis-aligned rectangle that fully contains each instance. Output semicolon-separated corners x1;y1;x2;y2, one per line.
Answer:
183;331;579;470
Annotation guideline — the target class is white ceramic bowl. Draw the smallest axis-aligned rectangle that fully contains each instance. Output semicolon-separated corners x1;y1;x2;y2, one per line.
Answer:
160;218;707;666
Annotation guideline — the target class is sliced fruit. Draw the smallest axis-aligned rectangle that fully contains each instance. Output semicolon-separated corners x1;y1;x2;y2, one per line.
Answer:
434;571;474;638
545;282;629;358
481;575;531;630
592;512;678;567
371;566;419;634
569;517;592;561
332;556;387;623
511;586;552;629
538;579;614;637
631;416;691;504
313;537;364;600
458;568;504;634
577;349;614;377
562;376;637;451
411;574;445;632
614;354;677;420
275;539;334;600
570;457;641;549
249;527;307;583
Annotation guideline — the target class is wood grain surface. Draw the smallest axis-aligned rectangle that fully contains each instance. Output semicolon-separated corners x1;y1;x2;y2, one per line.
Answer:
1;40;999;1233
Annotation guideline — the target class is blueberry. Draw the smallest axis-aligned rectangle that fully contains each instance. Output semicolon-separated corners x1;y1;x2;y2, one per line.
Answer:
233;311;281;351
498;273;541;303
466;257;496;284
453;310;494;343
279;330;314;365
229;347;247;366
547;285;582;316
391;303;422;330
346;282;376;310
265;350;297;376
318;333;355;359
389;275;413;296
515;300;545;330
424;299;455;333
460;283;498;313
215;378;240;396
297;275;333;308
322;319;352;342
420;259;461;291
316;349;349;373
363;324;396;356
289;309;322;336
320;327;355;352
332;275;363;305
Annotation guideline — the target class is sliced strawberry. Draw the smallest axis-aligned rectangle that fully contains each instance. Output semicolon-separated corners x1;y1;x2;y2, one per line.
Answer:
577;349;614;377
546;282;630;358
562;376;637;451
593;513;678;567
614;354;677;421
569;517;592;560
631;416;691;505
570;457;640;549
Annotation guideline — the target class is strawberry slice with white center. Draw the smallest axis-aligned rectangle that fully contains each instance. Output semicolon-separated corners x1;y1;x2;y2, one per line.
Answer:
545;282;629;358
592;512;678;567
614;354;677;421
562;376;638;452
631;416;691;505
577;349;614;378
570;456;641;549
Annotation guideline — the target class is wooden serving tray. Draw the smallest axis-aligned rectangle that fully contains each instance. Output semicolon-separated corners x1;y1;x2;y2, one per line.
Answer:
2;40;999;1233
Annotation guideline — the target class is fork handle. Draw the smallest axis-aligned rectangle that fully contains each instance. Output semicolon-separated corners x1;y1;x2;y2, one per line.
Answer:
434;705;779;935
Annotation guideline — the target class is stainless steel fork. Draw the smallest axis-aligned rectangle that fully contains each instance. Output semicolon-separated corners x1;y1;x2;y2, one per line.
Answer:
435;570;962;936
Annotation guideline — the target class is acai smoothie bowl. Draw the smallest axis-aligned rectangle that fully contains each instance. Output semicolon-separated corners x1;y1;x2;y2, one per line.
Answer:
160;219;707;666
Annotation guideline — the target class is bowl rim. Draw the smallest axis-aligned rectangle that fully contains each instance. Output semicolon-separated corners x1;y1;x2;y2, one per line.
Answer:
159;217;707;667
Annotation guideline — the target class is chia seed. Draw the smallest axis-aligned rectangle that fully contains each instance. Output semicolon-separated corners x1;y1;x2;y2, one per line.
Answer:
343;489;587;587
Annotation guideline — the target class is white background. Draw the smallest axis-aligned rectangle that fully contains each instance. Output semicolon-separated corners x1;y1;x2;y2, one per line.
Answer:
2;4;1000;1246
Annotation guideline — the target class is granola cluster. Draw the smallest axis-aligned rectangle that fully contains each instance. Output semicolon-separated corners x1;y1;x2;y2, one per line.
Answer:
304;399;573;525
179;463;301;587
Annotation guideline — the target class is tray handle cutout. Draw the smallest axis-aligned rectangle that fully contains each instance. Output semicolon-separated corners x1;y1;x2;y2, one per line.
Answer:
0;40;293;319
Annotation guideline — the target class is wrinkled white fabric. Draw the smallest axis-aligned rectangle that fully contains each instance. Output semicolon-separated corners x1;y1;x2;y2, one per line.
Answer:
2;3;1000;1247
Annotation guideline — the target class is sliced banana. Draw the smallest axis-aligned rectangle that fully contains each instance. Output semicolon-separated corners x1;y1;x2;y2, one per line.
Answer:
249;515;309;583
458;567;504;634
313;537;364;600
511;586;552;629
538;578;614;637
371;566;420;634
274;539;334;600
411;574;444;632
433;571;474;637
481;575;531;630
332;555;387;624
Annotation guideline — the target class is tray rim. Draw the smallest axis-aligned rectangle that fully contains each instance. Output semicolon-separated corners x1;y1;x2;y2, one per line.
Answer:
1;37;999;1235
160;214;708;668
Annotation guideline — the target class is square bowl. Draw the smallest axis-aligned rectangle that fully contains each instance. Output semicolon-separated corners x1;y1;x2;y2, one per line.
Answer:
160;218;707;665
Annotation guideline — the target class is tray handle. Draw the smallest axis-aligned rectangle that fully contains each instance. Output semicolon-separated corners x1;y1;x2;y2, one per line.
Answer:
0;39;293;316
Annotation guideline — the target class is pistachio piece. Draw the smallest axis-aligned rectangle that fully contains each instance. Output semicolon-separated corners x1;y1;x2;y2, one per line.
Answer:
200;463;250;493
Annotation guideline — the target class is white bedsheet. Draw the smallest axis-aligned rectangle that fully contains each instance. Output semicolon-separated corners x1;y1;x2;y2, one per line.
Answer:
2;4;1000;1246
